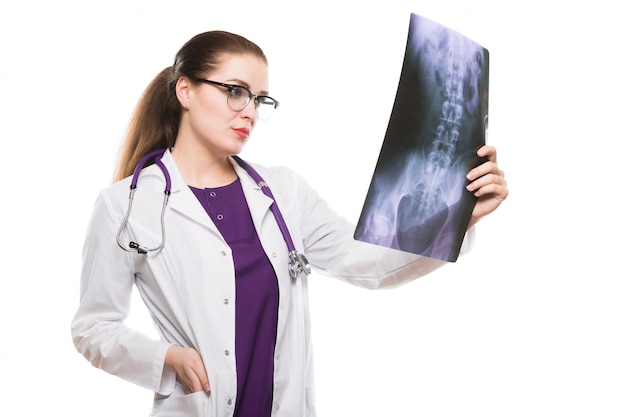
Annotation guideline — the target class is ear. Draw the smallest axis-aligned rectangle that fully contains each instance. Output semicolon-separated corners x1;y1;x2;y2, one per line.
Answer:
176;76;192;109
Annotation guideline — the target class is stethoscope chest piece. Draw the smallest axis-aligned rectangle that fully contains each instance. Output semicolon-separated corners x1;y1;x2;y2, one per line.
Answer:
288;250;311;278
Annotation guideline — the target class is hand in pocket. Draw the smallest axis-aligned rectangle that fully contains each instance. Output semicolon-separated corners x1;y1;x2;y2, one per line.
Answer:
165;345;211;394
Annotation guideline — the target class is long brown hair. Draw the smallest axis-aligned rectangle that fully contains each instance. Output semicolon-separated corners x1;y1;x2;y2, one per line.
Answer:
114;31;267;181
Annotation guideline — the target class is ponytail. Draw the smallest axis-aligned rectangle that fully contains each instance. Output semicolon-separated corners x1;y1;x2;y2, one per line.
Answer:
114;67;181;181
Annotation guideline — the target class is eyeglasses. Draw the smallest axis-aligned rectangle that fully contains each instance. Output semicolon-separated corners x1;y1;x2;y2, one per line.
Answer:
189;77;279;120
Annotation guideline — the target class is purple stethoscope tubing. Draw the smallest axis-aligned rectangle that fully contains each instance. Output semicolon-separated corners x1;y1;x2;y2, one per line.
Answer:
232;156;311;277
116;148;310;277
116;148;171;254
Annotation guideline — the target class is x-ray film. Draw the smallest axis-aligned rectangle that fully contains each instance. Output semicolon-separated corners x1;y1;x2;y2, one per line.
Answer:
354;13;489;262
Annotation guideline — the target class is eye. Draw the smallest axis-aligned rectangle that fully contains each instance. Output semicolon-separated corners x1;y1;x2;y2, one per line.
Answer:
227;86;245;98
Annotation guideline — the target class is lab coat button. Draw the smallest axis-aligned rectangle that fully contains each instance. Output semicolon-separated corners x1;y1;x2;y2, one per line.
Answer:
227;398;232;406
223;298;229;305
275;404;280;411
272;252;277;258
225;350;230;356
221;251;227;256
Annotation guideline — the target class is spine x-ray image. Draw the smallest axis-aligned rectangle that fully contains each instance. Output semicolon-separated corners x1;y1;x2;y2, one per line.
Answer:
355;13;489;262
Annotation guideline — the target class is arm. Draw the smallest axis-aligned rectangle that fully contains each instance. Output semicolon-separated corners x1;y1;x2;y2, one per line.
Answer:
71;189;174;394
280;168;452;289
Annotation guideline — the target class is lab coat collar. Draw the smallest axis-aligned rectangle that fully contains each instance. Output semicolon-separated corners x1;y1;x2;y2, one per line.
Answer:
230;156;276;235
145;148;274;234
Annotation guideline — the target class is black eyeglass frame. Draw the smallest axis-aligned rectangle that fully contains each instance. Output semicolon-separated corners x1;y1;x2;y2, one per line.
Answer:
188;76;280;113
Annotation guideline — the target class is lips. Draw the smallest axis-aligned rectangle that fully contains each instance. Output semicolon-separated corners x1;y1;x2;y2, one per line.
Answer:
232;127;250;138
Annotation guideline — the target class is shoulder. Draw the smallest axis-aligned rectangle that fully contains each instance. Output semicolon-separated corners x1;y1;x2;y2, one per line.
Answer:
98;163;165;201
84;177;133;223
242;160;314;196
96;175;133;202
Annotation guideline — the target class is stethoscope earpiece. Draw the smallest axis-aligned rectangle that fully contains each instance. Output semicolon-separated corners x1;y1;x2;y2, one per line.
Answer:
129;242;148;254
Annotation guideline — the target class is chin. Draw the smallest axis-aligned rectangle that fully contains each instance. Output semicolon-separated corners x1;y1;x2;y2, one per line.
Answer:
226;143;247;156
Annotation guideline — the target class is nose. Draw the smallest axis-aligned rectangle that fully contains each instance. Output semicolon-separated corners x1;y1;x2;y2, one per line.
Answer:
239;99;258;120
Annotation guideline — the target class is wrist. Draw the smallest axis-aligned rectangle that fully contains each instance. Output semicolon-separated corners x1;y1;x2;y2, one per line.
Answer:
164;344;182;372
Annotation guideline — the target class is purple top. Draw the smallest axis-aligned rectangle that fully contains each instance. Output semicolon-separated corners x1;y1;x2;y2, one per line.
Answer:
190;179;279;417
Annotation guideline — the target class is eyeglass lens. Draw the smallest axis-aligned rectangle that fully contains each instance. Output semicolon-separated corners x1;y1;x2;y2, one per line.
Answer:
226;86;277;120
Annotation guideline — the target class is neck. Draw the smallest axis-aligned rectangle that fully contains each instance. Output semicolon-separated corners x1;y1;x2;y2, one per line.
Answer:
171;144;238;189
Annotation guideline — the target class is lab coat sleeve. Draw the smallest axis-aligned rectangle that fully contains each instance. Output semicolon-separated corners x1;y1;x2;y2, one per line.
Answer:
281;168;475;289
71;189;176;395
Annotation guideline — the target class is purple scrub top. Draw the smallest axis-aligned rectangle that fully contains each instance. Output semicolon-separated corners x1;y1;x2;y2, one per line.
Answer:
190;179;279;417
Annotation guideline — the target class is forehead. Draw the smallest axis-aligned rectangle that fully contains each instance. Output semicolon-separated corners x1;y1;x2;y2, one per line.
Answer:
210;53;269;90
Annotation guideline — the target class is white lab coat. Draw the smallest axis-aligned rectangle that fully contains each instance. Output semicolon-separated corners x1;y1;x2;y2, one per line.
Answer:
71;149;468;417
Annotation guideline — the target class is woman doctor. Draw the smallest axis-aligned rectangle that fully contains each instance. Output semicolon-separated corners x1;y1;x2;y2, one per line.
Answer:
71;31;508;417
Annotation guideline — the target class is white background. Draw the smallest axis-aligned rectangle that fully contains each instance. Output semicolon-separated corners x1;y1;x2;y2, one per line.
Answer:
1;0;625;416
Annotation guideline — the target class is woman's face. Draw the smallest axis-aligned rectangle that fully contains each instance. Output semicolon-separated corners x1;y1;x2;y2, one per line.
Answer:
178;53;270;158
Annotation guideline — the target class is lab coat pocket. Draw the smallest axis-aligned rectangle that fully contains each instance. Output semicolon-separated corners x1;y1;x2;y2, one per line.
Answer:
150;390;212;417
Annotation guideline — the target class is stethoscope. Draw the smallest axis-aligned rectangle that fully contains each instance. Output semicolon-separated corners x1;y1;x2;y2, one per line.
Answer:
116;148;311;278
